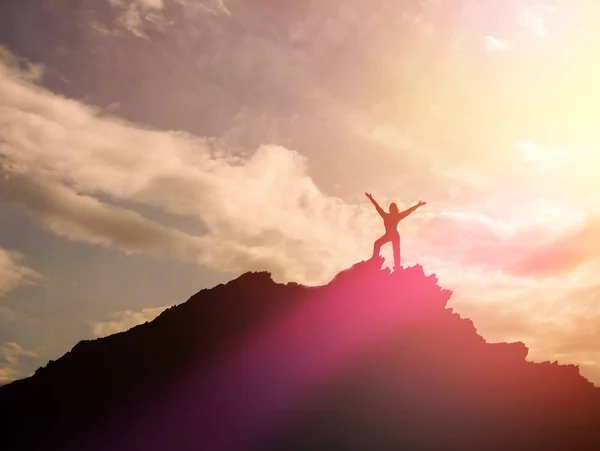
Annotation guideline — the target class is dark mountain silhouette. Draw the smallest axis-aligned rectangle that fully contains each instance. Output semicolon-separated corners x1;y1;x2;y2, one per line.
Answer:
1;257;600;451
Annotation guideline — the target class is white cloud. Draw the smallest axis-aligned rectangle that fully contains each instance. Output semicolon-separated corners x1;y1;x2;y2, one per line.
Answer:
107;0;170;38
0;47;45;82
517;4;555;38
91;306;170;338
109;0;164;10
0;50;379;285
484;36;511;51
0;248;44;296
517;140;574;172
0;342;39;384
137;0;164;9
174;0;231;17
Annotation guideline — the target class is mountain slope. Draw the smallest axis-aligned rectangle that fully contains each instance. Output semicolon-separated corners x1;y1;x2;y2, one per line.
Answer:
1;258;599;451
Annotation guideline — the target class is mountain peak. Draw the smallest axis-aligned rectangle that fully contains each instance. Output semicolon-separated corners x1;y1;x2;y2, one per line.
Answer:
1;258;600;451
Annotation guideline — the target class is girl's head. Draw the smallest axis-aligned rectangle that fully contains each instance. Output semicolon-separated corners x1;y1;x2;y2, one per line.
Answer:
389;202;398;213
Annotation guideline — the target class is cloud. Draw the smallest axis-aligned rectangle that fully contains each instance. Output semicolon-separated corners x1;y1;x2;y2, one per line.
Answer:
517;4;555;38
0;342;39;384
508;217;600;277
109;0;164;11
136;0;164;9
0;367;16;384
484;36;511;51
0;342;38;365
174;0;231;17
0;248;44;296
412;208;573;277
0;47;45;83
107;0;170;38
0;50;380;285
106;0;231;38
517;140;575;172
91;306;170;338
1;166;208;262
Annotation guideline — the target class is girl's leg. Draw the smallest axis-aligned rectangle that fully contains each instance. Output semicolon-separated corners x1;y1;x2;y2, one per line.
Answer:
391;233;401;269
373;234;390;259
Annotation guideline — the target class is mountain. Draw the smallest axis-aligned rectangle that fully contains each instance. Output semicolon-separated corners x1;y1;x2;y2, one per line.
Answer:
1;257;600;451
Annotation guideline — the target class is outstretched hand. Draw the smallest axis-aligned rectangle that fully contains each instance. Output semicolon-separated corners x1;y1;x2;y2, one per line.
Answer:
366;193;425;208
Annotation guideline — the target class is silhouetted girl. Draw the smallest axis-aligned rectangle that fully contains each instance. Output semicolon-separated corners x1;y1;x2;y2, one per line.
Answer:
366;193;426;269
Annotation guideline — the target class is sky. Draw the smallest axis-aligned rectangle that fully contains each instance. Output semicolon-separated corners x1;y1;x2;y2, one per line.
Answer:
2;0;600;386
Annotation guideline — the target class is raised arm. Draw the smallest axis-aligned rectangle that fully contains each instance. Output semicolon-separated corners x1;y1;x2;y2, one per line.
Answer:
365;193;386;218
398;200;426;220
